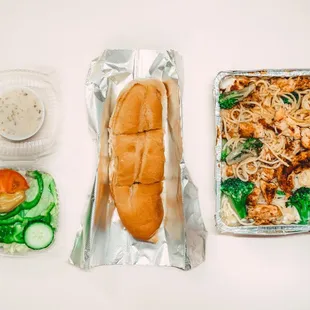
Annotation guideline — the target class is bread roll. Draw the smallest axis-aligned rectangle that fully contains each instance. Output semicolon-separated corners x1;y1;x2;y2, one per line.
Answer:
111;183;164;241
109;79;166;241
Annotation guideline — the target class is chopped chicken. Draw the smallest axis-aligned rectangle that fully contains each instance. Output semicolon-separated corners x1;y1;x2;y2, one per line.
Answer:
274;120;301;139
277;150;310;193
274;107;286;122
260;180;277;204
260;168;275;182
295;76;310;90
230;77;251;91
239;122;264;138
225;165;234;177
272;78;296;92
248;173;259;183
285;139;301;156
301;128;310;149
246;187;261;206
296;169;310;187
258;119;275;132
247;204;282;225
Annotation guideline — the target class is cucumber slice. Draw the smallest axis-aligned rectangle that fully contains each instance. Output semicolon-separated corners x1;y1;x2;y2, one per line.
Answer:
24;222;54;250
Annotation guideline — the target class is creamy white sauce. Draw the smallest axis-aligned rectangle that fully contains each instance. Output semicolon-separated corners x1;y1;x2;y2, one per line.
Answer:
0;88;44;141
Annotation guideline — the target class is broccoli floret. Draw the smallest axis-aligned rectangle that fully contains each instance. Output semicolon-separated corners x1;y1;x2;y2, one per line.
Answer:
243;137;263;150
286;187;310;224
221;178;254;219
221;138;231;161
226;138;263;165
276;190;286;196
281;91;299;104
219;83;255;109
221;148;230;161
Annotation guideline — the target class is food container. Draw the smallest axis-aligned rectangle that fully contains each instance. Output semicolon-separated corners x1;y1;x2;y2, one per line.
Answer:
0;69;60;254
215;69;310;235
70;49;206;270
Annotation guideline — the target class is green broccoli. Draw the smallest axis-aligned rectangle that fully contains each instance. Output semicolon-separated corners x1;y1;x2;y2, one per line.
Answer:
219;83;255;109
221;178;254;219
243;137;263;149
226;137;263;165
286;187;310;224
221;138;231;161
276;190;286;196
221;148;230;161
281;91;299;104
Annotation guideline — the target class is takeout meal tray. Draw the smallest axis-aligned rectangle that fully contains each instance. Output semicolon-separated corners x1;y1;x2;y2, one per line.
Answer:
214;69;310;235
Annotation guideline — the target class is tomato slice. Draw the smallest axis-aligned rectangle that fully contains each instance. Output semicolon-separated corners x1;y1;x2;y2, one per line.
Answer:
0;169;29;194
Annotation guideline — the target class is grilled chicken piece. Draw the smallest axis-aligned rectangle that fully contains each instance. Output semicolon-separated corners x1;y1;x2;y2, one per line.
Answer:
274;107;286;122
272;78;296;92
271;77;310;92
296;169;310;187
301;128;310;149
260;180;277;204
239;122;264;138
277;150;310;193
248;173;259;183
247;204;282;225
230;77;251;91
294;77;310;90
285;139;301;156
260;168;275;182
246;187;261;206
225;165;234;177
258;119;275;132
274;120;301;139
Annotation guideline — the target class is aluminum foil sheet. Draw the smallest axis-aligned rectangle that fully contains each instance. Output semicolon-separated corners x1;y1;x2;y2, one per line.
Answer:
214;69;310;235
70;49;206;269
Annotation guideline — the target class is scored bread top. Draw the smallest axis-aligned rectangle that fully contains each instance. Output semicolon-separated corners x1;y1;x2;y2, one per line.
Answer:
111;129;164;186
109;79;167;135
109;79;166;241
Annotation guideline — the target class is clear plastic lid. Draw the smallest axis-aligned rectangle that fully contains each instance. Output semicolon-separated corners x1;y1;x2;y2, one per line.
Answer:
0;70;58;161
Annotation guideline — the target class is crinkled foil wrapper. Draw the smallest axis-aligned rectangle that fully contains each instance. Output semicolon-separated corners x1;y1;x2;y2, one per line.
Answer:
70;49;206;269
214;69;310;235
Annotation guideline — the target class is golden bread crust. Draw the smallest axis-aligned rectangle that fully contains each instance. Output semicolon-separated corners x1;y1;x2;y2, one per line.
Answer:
109;79;166;241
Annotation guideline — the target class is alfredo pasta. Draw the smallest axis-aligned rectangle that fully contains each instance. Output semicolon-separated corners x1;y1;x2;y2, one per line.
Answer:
218;75;310;227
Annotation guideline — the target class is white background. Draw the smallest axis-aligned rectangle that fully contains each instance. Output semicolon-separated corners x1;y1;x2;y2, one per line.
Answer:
0;0;310;309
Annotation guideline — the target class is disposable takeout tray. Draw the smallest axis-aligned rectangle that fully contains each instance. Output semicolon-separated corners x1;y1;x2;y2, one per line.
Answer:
214;69;310;235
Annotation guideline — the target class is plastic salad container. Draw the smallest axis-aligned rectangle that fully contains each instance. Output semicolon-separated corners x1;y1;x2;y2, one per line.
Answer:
0;69;59;254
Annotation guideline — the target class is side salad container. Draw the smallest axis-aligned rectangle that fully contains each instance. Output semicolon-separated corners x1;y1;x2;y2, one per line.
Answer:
0;70;60;254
